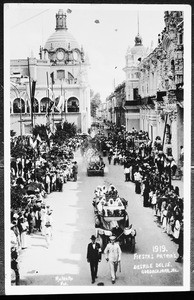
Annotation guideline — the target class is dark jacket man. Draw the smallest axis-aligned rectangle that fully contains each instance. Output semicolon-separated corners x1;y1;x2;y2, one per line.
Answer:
87;235;102;283
72;161;78;181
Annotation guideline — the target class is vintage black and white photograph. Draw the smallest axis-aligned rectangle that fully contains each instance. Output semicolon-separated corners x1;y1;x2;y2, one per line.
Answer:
4;3;191;294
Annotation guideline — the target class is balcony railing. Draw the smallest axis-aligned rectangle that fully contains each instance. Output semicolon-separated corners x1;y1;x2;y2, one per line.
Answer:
125;100;141;106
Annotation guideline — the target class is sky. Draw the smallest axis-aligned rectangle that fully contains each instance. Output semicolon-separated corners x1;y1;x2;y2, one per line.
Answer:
5;3;176;101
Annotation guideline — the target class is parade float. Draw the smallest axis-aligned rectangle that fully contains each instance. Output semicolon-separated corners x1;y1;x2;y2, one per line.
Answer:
81;135;105;176
92;184;136;253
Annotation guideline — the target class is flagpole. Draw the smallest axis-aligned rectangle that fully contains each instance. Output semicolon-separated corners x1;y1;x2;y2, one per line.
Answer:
51;73;55;133
61;79;63;123
27;57;33;132
28;57;36;181
46;71;50;126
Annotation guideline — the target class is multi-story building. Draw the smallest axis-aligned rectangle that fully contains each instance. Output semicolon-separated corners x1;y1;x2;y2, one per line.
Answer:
138;11;184;162
10;9;91;136
114;82;126;128
106;93;116;124
123;30;151;131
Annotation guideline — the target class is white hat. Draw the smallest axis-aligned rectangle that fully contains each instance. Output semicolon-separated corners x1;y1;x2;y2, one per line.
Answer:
109;235;116;241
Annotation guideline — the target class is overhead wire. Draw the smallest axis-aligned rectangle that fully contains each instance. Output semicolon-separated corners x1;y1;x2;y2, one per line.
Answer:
11;9;50;29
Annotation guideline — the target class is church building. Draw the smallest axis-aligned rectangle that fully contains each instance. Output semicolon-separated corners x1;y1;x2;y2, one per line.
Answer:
10;9;91;136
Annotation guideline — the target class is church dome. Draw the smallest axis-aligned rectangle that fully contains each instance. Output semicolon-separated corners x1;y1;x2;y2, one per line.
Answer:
44;29;80;51
130;44;146;56
44;9;80;51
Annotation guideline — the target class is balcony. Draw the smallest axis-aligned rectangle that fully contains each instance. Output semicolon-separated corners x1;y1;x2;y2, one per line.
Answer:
125;100;141;107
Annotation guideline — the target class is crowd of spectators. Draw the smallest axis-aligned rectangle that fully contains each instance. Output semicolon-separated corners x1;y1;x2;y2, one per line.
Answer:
10;135;83;284
96;123;184;262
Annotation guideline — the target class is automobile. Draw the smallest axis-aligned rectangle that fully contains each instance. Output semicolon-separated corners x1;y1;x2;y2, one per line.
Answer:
92;187;136;253
87;162;105;176
87;155;105;177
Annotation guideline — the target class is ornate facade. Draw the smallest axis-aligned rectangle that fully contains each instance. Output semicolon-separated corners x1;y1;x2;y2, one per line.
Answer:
138;11;184;162
10;9;91;136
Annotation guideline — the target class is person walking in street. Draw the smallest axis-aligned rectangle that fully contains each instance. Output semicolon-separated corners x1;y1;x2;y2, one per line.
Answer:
104;235;121;284
175;219;183;263
44;210;53;248
72;161;78;182
11;222;20;285
87;235;102;284
108;152;112;165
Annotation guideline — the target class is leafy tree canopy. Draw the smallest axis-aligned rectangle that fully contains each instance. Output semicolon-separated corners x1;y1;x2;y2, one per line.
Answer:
33;124;47;141
90;89;101;118
52;121;77;145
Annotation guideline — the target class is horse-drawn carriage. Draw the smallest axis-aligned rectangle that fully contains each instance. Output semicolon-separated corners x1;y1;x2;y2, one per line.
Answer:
93;185;136;253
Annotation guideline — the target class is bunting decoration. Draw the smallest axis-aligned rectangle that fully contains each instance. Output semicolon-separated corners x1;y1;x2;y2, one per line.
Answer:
29;136;37;149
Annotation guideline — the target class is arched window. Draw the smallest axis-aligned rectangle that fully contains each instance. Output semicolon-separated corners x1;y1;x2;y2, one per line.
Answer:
67;97;79;112
40;97;50;113
13;98;25;113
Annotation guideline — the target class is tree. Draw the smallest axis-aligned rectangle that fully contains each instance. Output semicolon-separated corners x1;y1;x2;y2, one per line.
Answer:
11;140;26;158
33;124;47;141
90;90;101;118
52;121;77;145
11;185;27;210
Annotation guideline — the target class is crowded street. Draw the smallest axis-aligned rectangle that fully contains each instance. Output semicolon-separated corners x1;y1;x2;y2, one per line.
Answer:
7;5;188;294
13;137;183;287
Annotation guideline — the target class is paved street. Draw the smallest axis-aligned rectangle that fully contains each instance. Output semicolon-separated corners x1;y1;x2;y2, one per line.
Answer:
17;148;183;287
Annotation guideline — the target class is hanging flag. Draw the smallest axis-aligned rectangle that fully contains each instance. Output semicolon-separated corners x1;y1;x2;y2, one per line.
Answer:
50;122;57;134
68;72;74;83
29;136;37;149
24;84;31;112
31;80;36;112
36;134;42;143
50;72;55;85
46;128;52;138
56;95;64;112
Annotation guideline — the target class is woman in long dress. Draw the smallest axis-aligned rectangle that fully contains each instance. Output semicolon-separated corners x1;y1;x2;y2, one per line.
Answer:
20;217;29;249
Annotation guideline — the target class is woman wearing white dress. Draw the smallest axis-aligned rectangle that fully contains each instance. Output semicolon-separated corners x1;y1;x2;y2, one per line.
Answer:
44;211;53;248
20;218;29;249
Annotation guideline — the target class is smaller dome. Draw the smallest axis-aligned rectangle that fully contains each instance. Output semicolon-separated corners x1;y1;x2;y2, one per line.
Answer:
130;45;146;56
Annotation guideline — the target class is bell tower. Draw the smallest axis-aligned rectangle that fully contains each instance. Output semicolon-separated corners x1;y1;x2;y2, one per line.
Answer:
55;9;67;30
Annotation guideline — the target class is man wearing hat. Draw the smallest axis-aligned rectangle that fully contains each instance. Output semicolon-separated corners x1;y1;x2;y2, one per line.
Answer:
87;235;102;283
104;235;122;284
72;161;78;182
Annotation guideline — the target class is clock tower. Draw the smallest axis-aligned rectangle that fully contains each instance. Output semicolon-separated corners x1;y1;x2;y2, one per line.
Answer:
42;9;90;133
